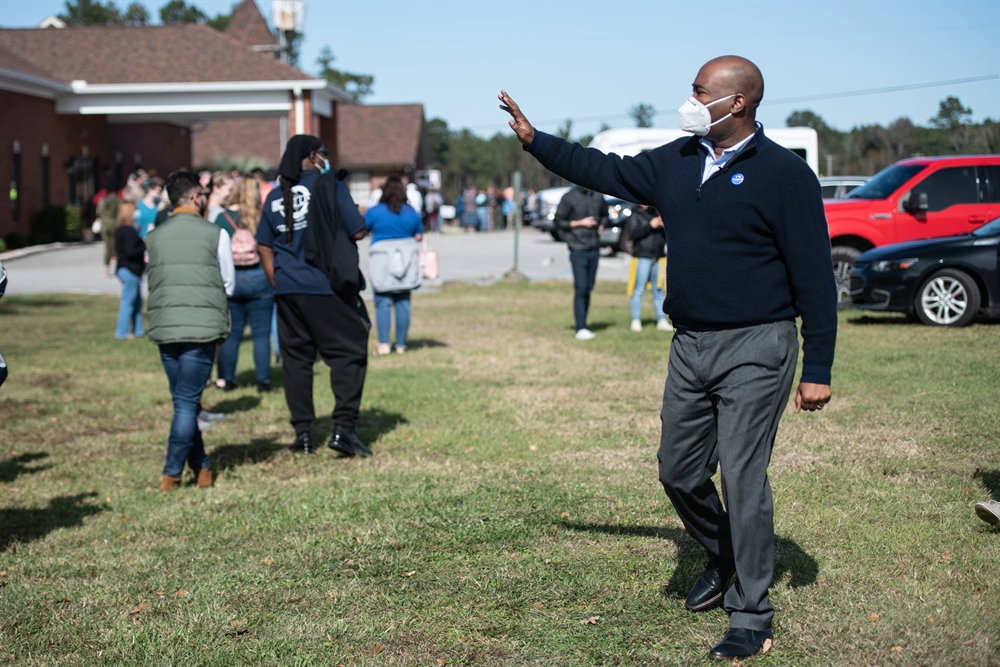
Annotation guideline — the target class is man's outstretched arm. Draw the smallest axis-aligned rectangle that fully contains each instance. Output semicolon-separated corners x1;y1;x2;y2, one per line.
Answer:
499;89;660;205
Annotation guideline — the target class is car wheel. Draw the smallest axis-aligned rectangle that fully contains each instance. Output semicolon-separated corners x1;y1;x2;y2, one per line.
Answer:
914;269;981;327
831;246;861;309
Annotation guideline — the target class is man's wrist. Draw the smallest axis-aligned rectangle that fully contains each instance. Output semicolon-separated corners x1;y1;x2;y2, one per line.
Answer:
800;363;831;386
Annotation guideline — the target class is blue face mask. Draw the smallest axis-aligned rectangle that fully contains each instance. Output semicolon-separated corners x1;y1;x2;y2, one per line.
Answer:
318;156;331;175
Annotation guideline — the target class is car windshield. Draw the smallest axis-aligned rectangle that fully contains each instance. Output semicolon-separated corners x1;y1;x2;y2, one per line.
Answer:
972;216;1000;237
846;164;926;200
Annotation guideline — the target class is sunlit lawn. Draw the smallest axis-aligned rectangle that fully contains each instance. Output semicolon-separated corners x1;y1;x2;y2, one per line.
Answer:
1;283;998;666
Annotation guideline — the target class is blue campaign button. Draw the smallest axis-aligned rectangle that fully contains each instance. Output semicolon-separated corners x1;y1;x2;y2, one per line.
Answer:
731;173;745;185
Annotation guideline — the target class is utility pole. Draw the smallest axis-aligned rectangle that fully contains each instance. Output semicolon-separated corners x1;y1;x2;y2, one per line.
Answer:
272;0;303;64
505;171;527;282
826;154;834;177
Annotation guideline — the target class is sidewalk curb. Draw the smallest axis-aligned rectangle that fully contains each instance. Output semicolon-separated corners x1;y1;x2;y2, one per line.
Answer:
0;242;80;262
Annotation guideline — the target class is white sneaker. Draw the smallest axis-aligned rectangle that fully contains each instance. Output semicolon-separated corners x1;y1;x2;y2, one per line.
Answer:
630;319;642;332
198;410;226;423
656;319;674;331
975;500;1000;527
575;329;596;340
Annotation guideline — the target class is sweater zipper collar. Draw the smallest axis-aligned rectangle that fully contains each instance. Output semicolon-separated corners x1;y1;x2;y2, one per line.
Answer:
695;123;762;201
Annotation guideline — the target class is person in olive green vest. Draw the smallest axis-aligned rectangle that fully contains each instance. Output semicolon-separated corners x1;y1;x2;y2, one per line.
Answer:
145;171;234;492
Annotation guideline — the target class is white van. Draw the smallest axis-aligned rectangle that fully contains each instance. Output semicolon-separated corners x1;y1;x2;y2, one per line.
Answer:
587;127;819;175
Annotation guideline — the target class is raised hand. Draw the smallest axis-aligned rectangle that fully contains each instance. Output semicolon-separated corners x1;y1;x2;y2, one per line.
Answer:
499;89;535;146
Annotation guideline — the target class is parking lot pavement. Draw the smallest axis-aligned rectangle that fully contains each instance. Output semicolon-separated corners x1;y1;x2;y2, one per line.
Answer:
1;227;632;297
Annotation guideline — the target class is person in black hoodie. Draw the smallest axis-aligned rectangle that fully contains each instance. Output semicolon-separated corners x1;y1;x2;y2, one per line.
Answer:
554;186;608;340
625;206;671;332
113;201;146;339
256;135;371;458
500;55;836;661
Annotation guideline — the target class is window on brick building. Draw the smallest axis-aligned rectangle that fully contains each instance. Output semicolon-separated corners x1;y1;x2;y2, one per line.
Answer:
349;171;371;208
41;144;50;208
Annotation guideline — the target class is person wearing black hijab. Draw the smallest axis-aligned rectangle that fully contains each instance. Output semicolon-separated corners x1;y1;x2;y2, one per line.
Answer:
256;135;372;457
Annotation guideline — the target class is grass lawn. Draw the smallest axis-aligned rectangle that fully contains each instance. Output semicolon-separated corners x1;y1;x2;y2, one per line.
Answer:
0;282;998;666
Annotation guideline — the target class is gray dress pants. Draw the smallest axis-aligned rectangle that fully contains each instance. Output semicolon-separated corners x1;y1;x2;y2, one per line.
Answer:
657;321;798;631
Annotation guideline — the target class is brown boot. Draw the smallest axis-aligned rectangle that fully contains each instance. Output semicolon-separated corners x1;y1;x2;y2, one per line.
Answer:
195;468;213;488
160;475;182;492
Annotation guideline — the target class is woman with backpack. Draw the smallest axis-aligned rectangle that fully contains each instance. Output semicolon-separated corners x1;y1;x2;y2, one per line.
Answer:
217;174;275;392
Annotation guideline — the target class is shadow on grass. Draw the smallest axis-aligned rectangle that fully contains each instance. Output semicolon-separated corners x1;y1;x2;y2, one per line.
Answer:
205;395;261;414
847;315;916;326
566;321;614;333
0;452;52;483
236;364;284;391
0;493;106;551
974;469;1000;501
563;522;818;596
313;408;408;444
406;338;448;350
209;437;284;472
0;296;75;315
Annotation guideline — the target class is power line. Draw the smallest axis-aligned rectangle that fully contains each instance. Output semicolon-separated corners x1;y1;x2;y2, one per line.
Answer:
759;74;999;106
436;74;999;134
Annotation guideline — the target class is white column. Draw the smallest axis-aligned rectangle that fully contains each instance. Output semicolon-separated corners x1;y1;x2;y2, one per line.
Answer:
294;87;304;136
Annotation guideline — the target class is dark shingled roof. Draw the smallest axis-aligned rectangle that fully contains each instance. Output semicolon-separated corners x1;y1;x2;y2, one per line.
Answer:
0;43;56;81
0;23;310;84
225;0;276;49
337;104;425;169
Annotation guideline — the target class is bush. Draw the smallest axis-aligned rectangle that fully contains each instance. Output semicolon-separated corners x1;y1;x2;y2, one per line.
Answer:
29;205;81;245
202;154;275;173
4;232;29;250
0;238;7;253
64;205;82;242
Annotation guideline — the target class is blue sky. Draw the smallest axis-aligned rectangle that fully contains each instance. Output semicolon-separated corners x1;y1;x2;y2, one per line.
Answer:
2;0;998;138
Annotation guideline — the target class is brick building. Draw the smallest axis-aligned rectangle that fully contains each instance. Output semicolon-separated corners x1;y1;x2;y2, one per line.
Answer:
189;0;285;169
337;104;430;208
0;19;347;238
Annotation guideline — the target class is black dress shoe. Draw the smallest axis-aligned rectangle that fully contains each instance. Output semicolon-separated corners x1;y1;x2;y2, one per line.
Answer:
709;627;772;661
685;561;736;611
328;428;372;458
288;433;315;454
219;380;238;392
256;381;273;393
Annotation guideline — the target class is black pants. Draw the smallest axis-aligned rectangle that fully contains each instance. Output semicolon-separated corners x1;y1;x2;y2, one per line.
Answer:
569;249;600;331
276;293;370;435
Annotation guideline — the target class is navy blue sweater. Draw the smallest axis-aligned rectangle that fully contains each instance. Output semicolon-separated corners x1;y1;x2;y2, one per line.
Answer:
527;126;837;385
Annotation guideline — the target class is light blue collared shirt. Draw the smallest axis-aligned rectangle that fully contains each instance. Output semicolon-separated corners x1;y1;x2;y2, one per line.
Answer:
698;132;755;184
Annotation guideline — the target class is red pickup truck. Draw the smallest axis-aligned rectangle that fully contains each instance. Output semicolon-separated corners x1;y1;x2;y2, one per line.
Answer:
825;155;1000;303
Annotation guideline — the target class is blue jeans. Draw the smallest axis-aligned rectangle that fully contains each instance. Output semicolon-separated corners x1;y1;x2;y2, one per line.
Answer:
569;249;600;331
218;266;275;384
477;208;490;232
631;257;666;322
159;342;215;477
115;267;144;338
271;304;280;357
374;291;411;347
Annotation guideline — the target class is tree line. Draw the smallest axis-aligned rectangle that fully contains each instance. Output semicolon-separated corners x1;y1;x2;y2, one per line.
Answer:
786;96;1000;176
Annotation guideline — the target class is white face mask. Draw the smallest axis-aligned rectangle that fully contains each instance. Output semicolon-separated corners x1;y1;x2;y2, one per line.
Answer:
677;94;736;136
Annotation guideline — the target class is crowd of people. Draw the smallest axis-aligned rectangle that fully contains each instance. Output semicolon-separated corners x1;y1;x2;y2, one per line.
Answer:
455;185;537;233
91;136;438;488
91;143;685;491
